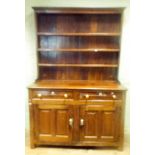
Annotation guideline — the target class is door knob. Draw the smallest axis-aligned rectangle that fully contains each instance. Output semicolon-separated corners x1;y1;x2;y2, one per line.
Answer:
80;118;84;126
69;118;74;128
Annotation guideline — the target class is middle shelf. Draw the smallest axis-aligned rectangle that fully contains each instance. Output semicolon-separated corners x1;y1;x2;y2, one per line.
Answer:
37;48;119;52
37;32;120;36
38;64;118;68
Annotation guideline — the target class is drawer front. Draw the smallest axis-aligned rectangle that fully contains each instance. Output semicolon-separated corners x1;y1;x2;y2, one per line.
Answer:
82;100;115;110
32;89;73;99
79;90;122;100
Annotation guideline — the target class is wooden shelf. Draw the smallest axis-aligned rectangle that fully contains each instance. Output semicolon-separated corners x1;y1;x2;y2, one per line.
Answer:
38;63;118;68
29;80;126;90
36;9;121;81
37;48;119;52
37;32;120;36
33;7;124;14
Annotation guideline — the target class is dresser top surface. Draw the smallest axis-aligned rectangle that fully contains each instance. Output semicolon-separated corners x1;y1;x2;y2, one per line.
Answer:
28;80;126;90
33;7;125;14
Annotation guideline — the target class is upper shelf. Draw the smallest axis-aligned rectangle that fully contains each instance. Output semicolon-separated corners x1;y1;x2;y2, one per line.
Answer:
33;7;124;14
37;32;120;37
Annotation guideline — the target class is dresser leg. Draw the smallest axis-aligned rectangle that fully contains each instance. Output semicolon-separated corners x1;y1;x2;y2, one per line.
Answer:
29;103;36;149
117;145;123;151
30;142;36;149
117;140;124;151
30;131;36;149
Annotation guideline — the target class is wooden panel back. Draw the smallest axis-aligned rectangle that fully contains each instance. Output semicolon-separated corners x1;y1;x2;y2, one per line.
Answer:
37;14;121;33
39;67;118;81
38;36;119;49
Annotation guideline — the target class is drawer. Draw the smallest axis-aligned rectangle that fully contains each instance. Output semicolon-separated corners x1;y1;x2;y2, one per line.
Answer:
81;101;115;111
79;91;122;100
32;89;73;99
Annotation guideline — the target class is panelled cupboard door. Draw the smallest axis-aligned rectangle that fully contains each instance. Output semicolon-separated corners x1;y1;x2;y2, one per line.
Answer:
35;104;73;143
79;103;119;142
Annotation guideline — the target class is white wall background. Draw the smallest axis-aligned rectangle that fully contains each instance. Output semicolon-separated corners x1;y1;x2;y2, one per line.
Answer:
2;1;155;155
25;0;130;134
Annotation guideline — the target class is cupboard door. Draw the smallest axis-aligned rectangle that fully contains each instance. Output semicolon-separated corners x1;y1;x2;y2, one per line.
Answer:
80;103;119;142
35;104;73;143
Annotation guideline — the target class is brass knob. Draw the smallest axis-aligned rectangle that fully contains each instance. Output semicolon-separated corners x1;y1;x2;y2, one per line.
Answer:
85;94;89;99
69;118;74;128
80;118;84;126
110;92;117;99
111;92;114;95
99;92;103;96
50;91;55;95
94;49;98;52
37;93;42;97
112;94;117;99
64;93;68;98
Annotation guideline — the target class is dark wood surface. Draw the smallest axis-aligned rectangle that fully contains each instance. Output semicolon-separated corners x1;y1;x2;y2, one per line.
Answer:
36;11;121;81
38;36;119;50
29;7;126;149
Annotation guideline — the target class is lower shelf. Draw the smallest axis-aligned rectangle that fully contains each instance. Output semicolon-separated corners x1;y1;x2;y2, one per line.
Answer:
38;64;118;68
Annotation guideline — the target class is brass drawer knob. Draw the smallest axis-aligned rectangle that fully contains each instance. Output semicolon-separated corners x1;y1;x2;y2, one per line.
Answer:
50;91;55;95
64;93;68;98
85;94;89;99
111;92;117;99
37;93;42;97
112;94;117;99
98;92;103;96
